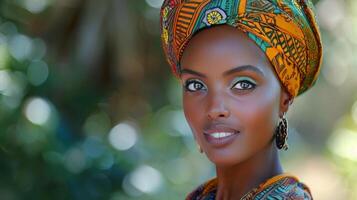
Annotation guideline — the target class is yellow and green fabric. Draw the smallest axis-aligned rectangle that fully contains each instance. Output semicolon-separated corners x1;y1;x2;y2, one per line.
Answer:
160;0;323;97
185;173;313;200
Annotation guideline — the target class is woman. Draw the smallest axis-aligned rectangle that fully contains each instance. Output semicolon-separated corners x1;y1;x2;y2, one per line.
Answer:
160;0;322;199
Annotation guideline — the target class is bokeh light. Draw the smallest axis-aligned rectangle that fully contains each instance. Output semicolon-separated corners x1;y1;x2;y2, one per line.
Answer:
23;0;51;14
64;147;87;174
24;97;52;125
108;121;138;151
128;165;163;194
0;70;11;93
27;60;49;86
9;34;33;61
328;128;357;161
145;0;164;9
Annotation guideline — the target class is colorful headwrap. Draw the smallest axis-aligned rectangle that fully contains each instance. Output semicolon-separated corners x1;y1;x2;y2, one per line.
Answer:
160;0;323;97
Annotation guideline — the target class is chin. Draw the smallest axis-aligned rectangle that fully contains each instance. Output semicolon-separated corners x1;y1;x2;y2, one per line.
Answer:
205;149;251;167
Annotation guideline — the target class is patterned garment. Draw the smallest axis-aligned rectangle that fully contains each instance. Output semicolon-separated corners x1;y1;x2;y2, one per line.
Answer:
160;0;323;97
185;173;313;200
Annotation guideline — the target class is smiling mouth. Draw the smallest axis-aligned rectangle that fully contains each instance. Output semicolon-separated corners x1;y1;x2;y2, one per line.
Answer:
207;132;236;139
203;127;240;147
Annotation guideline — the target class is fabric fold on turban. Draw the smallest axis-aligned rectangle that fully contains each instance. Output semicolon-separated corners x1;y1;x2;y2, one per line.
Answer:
160;0;323;97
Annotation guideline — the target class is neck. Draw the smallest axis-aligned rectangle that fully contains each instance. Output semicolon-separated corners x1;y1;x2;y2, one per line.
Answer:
215;143;283;200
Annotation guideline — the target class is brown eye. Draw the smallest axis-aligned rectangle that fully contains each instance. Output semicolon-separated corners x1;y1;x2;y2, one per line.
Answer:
184;79;207;92
231;77;257;90
233;80;255;90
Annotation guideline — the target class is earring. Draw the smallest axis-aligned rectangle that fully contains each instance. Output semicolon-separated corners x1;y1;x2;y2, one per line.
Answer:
275;112;289;151
195;141;203;153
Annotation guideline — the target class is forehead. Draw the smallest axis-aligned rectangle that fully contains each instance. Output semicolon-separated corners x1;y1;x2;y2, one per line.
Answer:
180;25;274;77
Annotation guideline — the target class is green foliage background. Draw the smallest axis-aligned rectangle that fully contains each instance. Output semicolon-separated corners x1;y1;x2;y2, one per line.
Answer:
0;0;357;199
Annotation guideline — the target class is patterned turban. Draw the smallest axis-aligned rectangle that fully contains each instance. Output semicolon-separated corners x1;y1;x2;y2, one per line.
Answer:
159;0;323;97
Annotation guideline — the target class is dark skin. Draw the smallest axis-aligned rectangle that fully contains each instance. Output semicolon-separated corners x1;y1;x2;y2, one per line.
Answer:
180;25;293;200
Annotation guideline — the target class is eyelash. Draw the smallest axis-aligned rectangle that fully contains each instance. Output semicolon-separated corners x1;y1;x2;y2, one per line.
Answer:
232;80;257;90
184;78;257;92
184;79;207;92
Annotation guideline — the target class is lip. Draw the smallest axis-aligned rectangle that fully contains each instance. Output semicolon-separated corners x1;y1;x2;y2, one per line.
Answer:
203;125;240;148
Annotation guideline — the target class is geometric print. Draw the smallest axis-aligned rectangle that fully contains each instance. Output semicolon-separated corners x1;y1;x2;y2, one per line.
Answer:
185;173;313;200
160;0;323;97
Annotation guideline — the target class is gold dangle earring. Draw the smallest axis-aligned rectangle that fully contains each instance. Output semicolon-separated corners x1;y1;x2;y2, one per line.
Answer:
275;112;289;151
195;141;203;153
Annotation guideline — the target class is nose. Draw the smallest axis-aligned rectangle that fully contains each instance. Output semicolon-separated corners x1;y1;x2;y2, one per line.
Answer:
207;94;230;120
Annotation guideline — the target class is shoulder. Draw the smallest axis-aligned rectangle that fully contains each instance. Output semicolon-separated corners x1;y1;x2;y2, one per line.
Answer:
254;174;313;200
185;177;217;200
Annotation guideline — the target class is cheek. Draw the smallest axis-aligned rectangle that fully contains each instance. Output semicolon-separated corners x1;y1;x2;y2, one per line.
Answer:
183;93;204;137
236;89;280;140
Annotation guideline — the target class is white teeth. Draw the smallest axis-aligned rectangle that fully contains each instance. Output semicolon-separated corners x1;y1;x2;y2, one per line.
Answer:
210;132;235;139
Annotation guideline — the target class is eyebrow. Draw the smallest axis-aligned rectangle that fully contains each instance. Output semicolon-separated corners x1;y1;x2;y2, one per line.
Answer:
180;65;265;78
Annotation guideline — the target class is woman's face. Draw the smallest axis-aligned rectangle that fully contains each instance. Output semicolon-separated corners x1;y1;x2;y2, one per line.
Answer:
180;25;291;167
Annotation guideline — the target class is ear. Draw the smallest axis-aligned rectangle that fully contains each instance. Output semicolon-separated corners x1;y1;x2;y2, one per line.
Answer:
279;87;293;117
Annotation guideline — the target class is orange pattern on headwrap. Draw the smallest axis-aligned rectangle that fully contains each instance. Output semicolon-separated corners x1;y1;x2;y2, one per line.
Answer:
160;0;323;97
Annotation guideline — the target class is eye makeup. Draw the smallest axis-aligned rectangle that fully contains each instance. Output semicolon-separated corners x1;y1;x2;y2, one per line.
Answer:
230;76;257;90
184;79;207;92
183;76;258;93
